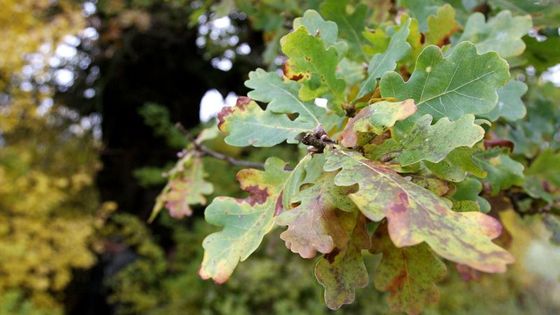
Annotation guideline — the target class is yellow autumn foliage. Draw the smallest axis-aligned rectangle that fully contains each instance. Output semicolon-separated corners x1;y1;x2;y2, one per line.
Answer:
0;0;106;312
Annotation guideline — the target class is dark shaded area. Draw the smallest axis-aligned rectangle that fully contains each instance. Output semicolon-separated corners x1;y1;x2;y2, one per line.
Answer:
56;3;264;314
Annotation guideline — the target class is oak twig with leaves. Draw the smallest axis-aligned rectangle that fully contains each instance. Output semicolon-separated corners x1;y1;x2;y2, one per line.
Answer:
152;2;560;314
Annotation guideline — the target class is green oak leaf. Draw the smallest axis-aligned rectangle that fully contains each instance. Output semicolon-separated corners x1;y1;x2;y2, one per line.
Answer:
281;27;345;103
199;158;290;283
320;0;370;61
245;68;336;130
357;19;411;98
324;148;515;273
523;35;560;72
218;99;308;147
277;172;358;258
458;10;532;58
488;0;560;27
372;224;447;315
341;99;417;147
293;10;338;46
315;215;370;310
426;4;459;46
336;58;365;87
474;150;525;195
523;149;560;203
399;0;440;31
451;177;491;213
481;80;527;122
525;149;560;187
425;147;487;182
395;114;485;166
380;41;510;120
150;152;213;221
399;0;465;31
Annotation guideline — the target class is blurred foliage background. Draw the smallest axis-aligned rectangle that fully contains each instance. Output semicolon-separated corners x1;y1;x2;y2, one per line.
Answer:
0;0;559;314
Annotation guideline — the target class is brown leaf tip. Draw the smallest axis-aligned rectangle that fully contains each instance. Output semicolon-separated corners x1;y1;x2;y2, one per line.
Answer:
236;96;251;107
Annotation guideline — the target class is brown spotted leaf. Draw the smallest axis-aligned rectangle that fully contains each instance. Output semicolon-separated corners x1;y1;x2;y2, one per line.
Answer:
372;224;447;315
324;148;514;273
277;172;358;258
340;99;416;147
150;152;213;221
217;99;309;147
315;215;370;310
199;157;290;283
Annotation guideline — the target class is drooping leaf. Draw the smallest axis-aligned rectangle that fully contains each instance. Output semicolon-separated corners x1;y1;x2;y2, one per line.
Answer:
199;158;290;283
324;148;514;273
394;114;485;166
277;172;357;258
474;150;525;195
217;99;308;147
372;224;447;315
150;153;213;221
245;68;336;130
315;215;370;310
426;4;460;46
481;80;527;122
281;27;345;103
380;42;510;120
320;0;370;61
425;147;487;182
340;99;417;147
357;19;411;98
458;10;532;58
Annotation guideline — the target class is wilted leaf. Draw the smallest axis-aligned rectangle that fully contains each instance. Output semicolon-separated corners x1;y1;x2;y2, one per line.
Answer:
380;42;510;120
277;172;357;258
199;158;290;283
324;148;514;273
372;224;447;315
459;11;532;58
340;99;416;147
150;153;213;221
358;19;411;98
315;215;370;310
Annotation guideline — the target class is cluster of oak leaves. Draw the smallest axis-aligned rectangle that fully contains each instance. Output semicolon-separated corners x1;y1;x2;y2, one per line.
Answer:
151;5;558;315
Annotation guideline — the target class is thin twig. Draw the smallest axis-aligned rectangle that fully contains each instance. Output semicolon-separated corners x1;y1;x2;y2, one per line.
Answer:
195;143;265;169
174;122;284;170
